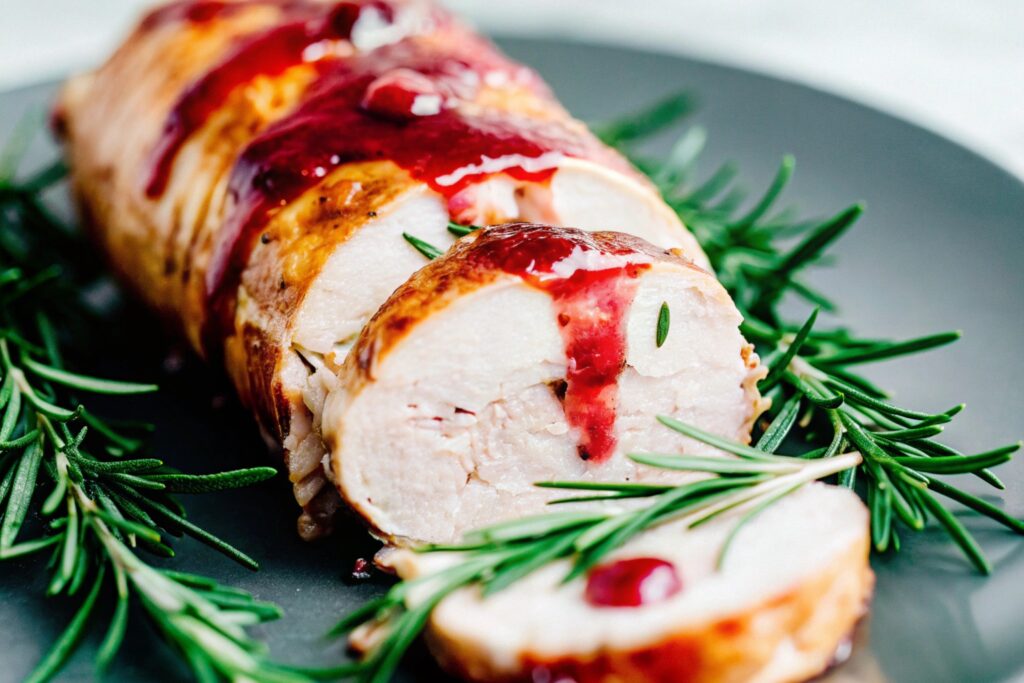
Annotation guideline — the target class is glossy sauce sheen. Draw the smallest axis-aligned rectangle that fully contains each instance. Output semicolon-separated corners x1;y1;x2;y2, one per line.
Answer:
141;0;625;352
585;557;683;608
143;0;401;196
469;225;650;464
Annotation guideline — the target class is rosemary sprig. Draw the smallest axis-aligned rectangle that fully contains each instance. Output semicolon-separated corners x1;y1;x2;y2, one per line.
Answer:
1;125;309;681
596;92;1022;572
329;411;862;683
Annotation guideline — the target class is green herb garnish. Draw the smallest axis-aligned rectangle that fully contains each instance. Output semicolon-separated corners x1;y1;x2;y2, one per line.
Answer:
401;232;443;260
1;119;310;683
598;93;1021;571
656;301;670;347
446;221;482;237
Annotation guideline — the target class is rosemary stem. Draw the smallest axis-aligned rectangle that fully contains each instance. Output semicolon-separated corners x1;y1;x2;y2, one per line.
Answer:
682;452;861;528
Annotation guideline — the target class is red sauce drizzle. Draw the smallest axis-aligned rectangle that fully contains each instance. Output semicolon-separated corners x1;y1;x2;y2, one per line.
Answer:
144;0;402;197
585;557;682;608
203;37;619;351
468;225;649;463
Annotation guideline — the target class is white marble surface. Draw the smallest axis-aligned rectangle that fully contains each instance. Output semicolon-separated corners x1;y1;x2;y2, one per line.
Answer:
1;0;1022;178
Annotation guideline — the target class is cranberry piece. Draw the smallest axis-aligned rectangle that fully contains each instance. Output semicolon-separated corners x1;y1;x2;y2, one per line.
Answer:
361;69;444;121
585;557;682;608
350;557;373;581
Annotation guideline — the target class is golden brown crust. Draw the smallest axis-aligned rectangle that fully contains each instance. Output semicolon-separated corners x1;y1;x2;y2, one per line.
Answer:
228;161;416;435
426;535;873;683
58;3;309;349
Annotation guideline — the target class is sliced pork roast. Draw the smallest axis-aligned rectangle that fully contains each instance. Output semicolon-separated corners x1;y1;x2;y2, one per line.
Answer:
323;225;766;545
383;483;873;683
56;0;708;537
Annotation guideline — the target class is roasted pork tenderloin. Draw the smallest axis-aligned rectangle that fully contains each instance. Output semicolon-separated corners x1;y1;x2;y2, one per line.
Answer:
55;2;874;680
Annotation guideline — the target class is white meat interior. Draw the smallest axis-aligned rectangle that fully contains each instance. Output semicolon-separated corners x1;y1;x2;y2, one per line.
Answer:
325;261;757;544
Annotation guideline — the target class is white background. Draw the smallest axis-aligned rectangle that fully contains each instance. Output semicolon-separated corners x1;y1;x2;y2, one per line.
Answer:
1;0;1021;179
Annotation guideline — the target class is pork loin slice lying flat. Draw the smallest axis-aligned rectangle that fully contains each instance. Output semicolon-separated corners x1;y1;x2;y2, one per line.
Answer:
56;0;707;538
323;224;766;545
383;483;872;683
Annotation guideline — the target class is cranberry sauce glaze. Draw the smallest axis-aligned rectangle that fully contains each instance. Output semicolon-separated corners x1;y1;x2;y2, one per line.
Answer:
585;557;683;608
143;0;407;196
141;0;626;326
467;225;653;464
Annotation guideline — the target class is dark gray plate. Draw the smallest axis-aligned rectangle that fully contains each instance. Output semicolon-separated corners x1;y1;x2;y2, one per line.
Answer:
1;37;1022;683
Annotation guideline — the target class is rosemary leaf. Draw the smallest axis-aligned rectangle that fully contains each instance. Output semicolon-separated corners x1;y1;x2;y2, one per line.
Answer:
119;487;260;570
95;566;130;673
728;155;794;232
71;455;164;473
761;308;818;390
402;232;443;260
21;356;158;395
25;567;105;683
447;221;481;237
655;415;782;461
716;481;803;569
1;440;43;547
655;302;670;348
1;428;39;449
891;443;1019;474
92;508;163;544
629;453;800;474
0;533;61;560
535;481;671;494
924;477;1024;534
148;466;277;493
755;394;801;453
815;331;961;366
916;488;991;574
592;91;694;146
751;204;863;312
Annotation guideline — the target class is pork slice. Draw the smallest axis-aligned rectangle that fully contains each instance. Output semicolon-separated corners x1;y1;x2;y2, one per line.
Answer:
323;225;766;544
384;483;872;683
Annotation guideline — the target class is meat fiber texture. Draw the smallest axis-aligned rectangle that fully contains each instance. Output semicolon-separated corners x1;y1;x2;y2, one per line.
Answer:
56;0;713;538
324;225;766;545
381;483;873;683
